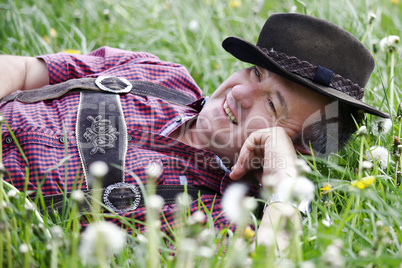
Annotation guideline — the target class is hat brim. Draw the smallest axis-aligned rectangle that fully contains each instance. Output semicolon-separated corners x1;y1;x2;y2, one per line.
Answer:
222;36;390;118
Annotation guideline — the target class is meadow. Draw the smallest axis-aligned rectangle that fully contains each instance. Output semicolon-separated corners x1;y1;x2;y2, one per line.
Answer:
0;0;402;267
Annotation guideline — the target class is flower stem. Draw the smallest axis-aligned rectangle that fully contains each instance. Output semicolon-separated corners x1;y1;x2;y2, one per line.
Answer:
390;53;395;115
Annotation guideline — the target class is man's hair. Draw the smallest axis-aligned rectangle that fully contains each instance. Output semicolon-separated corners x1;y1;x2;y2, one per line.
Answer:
292;101;362;157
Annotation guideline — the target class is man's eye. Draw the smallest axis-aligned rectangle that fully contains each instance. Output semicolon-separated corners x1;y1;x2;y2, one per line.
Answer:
269;99;276;114
254;66;260;78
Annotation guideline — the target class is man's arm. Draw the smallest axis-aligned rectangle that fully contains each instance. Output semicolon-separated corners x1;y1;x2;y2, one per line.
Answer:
230;127;301;253
0;56;49;99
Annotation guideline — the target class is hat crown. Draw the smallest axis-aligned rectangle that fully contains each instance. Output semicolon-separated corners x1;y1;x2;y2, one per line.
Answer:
256;13;374;88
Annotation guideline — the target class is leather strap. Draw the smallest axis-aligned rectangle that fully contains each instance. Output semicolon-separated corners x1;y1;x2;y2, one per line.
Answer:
1;76;199;112
40;184;218;214
76;91;127;189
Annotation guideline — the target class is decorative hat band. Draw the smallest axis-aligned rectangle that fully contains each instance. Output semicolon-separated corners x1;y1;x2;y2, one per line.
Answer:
260;47;365;100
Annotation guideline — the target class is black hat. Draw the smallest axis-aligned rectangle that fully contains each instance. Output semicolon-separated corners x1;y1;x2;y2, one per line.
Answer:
222;13;389;118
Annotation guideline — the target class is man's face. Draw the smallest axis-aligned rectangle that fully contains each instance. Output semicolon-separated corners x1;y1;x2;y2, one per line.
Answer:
192;66;331;165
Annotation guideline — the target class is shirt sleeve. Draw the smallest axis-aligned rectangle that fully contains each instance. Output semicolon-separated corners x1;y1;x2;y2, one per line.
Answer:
38;46;161;84
37;46;203;100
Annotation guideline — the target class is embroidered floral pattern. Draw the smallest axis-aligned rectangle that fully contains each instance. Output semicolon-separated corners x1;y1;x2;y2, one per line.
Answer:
83;115;119;155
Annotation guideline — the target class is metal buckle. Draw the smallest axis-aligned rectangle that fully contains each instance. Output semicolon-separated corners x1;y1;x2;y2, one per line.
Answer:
103;182;141;212
95;76;132;93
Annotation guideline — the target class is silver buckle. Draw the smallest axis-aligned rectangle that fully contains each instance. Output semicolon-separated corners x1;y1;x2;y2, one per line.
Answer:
103;182;141;212
95;76;132;93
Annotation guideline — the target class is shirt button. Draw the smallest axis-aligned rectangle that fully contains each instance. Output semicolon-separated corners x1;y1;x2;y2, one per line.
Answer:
127;135;132;141
175;117;182;122
5;136;13;144
59;136;65;143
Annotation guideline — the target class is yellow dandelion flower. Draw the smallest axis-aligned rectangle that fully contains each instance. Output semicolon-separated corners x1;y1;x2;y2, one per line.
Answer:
351;176;376;189
392;0;399;4
50;28;57;38
243;226;255;240
229;0;242;8
320;183;331;194
43;35;50;45
62;49;82;54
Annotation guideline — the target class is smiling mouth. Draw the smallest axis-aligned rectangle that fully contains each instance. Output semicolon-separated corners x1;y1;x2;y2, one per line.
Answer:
223;100;238;124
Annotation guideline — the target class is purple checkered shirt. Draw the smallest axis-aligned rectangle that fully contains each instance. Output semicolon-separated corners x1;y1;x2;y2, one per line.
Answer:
0;47;258;232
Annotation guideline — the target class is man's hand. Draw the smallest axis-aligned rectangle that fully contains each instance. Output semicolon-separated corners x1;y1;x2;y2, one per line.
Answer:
0;55;49;99
229;127;297;186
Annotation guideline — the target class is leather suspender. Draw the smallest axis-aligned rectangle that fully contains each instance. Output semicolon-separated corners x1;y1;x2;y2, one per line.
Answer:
3;76;215;213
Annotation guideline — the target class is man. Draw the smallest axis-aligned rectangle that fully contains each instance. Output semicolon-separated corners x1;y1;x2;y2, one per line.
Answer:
0;13;388;248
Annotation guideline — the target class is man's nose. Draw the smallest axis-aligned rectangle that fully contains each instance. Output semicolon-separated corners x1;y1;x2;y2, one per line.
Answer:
232;84;260;109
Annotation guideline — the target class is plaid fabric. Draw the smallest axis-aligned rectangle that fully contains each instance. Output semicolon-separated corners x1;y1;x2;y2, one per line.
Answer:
0;47;258;233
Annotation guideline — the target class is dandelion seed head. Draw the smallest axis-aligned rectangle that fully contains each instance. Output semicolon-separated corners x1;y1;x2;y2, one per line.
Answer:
299;260;316;268
145;161;162;179
7;189;17;198
176;192;192;207
295;159;311;175
371;118;392;135
148;194;164;210
188;20;199;33
362;161;373;170
365;146;390;169
136;234;148;244
71;190;85;203
380;35;400;53
356;125;368;136
24;200;35;211
276;177;315;203
276;258;296;268
50;225;64;240
197;229;213;243
19;243;29;254
79;221;126;265
188;210;205;225
222;183;249;224
179;238;197;252
89;161;109;178
198;246;214;258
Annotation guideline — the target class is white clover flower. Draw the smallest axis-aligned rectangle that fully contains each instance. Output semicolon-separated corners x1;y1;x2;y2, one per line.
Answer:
79;221;126;265
380;35;400;53
371;118;392;136
71;190;85;203
7;189;17;198
188;20;199;33
222;183;254;224
276;176;315;204
148;194;164;210
365;146;390;169
19;243;29;254
89;161;109;178
50;225;64;240
145;161;162;179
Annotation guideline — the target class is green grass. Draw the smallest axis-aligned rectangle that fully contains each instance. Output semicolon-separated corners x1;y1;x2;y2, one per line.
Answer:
1;0;402;267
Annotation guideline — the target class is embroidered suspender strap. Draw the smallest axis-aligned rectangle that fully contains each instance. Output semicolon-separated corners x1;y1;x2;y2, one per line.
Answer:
77;91;127;189
1;76;198;111
40;185;219;214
